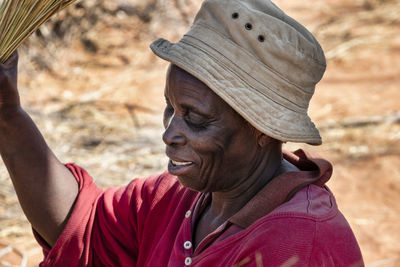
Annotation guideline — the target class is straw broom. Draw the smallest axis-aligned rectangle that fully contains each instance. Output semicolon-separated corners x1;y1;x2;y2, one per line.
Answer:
0;0;80;63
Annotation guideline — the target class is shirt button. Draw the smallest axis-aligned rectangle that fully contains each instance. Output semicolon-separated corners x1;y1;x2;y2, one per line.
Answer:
185;210;191;218
184;241;192;249
185;257;192;266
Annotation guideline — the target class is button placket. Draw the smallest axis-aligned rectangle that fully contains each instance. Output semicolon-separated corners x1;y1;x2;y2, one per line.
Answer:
185;210;191;218
183;209;193;265
185;257;192;266
184;241;192;250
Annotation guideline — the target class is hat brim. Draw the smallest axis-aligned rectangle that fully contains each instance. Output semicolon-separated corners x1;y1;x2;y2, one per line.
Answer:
150;33;322;145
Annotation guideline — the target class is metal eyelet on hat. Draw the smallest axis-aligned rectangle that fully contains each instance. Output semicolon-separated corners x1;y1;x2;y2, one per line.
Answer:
245;23;252;30
232;12;239;19
258;35;265;42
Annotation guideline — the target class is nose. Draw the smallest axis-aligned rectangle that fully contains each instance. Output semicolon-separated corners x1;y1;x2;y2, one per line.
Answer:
162;114;186;146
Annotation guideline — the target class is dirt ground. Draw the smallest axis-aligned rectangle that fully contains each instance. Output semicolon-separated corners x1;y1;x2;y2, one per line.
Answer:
0;0;399;266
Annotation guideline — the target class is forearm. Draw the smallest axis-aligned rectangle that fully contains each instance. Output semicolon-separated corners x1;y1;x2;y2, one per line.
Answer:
0;108;78;246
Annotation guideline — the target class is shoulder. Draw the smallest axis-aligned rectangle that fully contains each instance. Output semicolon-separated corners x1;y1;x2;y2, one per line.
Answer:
258;185;357;244
137;171;190;208
132;171;183;195
270;184;337;219
240;185;363;266
102;171;187;209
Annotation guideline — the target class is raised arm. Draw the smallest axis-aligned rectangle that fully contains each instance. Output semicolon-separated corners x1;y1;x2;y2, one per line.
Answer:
0;52;78;246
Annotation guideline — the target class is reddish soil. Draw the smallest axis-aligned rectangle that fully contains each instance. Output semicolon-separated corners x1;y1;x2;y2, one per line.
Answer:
0;0;399;266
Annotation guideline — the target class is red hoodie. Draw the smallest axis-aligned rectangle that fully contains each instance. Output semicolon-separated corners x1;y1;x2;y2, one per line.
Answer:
35;150;364;266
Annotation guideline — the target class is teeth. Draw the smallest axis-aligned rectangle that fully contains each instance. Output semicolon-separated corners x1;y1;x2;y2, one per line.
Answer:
171;160;192;166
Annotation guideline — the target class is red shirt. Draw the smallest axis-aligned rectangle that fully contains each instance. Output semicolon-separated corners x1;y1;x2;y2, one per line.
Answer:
35;150;364;266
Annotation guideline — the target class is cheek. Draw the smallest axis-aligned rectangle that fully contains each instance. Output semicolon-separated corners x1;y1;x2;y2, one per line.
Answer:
188;130;233;174
189;129;231;155
189;136;226;190
202;130;257;171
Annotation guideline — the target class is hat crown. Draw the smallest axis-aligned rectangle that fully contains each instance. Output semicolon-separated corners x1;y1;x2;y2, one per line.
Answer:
193;0;326;91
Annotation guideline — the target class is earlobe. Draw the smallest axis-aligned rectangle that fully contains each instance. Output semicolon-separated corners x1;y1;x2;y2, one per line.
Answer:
257;134;269;148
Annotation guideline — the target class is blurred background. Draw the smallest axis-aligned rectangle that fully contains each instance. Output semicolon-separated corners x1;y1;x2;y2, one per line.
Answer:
0;0;399;265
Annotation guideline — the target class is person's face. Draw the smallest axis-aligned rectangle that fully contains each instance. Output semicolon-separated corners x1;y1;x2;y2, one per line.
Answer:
163;65;262;192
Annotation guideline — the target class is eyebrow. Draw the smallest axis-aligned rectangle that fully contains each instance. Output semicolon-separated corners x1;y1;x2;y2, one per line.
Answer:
180;103;211;117
164;89;210;115
179;89;204;102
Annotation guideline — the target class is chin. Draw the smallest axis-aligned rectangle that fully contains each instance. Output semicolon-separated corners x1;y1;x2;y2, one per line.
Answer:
176;175;208;193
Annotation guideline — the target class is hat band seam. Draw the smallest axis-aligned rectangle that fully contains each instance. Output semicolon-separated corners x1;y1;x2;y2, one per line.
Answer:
180;37;307;113
160;41;316;138
179;39;305;114
193;22;315;95
151;39;321;141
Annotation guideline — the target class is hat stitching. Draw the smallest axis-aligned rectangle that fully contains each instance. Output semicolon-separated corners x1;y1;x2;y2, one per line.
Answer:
195;22;316;95
160;47;321;145
167;42;322;141
232;0;326;67
161;41;319;139
178;39;312;119
181;38;307;113
150;34;323;144
192;22;314;96
183;30;314;108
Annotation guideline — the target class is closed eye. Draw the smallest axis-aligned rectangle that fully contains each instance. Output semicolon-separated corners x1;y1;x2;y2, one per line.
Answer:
184;109;211;130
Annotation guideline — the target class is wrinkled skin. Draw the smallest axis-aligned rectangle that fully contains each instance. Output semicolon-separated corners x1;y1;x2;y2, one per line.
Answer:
163;65;266;193
163;65;286;246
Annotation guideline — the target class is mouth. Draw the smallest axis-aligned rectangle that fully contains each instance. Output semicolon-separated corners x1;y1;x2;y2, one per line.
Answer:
168;159;194;176
171;160;192;166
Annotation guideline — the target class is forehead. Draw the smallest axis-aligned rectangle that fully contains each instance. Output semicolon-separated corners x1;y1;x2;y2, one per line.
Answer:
165;65;223;107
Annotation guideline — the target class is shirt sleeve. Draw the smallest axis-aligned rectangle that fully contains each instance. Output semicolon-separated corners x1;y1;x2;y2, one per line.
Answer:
34;163;103;266
34;163;151;266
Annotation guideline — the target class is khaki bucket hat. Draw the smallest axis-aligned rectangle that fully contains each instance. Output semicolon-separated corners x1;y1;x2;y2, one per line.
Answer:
150;0;326;145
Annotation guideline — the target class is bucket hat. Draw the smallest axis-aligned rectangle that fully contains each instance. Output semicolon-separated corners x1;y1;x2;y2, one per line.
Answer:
150;0;326;145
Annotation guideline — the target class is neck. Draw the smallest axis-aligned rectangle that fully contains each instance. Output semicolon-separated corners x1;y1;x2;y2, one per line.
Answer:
208;142;283;223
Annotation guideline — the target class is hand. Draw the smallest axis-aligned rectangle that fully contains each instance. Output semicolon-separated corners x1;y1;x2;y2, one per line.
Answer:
0;51;21;117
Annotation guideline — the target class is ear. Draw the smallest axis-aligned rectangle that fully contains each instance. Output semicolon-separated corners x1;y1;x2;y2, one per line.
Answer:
257;133;270;148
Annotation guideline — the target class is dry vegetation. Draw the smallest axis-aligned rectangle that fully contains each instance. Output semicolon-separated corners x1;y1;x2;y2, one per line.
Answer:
0;0;399;266
0;0;82;62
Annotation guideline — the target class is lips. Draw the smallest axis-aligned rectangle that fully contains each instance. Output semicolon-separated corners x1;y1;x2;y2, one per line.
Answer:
166;152;195;176
171;160;192;166
165;148;196;175
168;159;194;175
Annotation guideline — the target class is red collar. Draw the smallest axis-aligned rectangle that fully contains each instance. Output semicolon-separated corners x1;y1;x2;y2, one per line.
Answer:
228;149;333;228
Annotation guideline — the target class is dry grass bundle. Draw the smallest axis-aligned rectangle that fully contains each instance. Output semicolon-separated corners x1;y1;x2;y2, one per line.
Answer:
0;0;79;63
